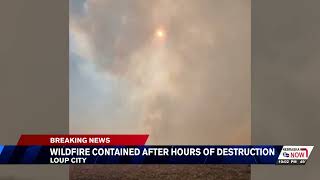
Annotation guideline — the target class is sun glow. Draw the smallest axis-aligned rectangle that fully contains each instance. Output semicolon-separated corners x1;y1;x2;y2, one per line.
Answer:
155;28;166;40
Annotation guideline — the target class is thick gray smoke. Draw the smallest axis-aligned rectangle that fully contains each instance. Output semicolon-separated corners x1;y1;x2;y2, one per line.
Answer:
70;0;251;144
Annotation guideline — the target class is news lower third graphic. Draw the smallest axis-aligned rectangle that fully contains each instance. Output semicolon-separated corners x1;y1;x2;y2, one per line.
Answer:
277;146;314;165
0;135;314;165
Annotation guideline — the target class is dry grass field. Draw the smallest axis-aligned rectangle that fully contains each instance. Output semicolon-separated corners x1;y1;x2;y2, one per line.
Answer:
70;165;250;180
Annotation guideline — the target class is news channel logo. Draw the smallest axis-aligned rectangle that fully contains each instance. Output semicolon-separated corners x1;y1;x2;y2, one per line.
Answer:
277;146;314;165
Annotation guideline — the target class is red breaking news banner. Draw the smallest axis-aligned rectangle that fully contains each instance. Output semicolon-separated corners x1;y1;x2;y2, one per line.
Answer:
17;135;149;146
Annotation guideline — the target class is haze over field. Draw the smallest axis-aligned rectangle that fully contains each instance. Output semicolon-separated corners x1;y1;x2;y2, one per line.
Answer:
70;0;251;144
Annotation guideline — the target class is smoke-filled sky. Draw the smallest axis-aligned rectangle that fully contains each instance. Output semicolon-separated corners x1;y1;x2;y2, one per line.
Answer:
70;0;251;144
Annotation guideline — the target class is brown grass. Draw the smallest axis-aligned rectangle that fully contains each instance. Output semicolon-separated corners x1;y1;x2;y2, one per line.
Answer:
70;165;250;180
